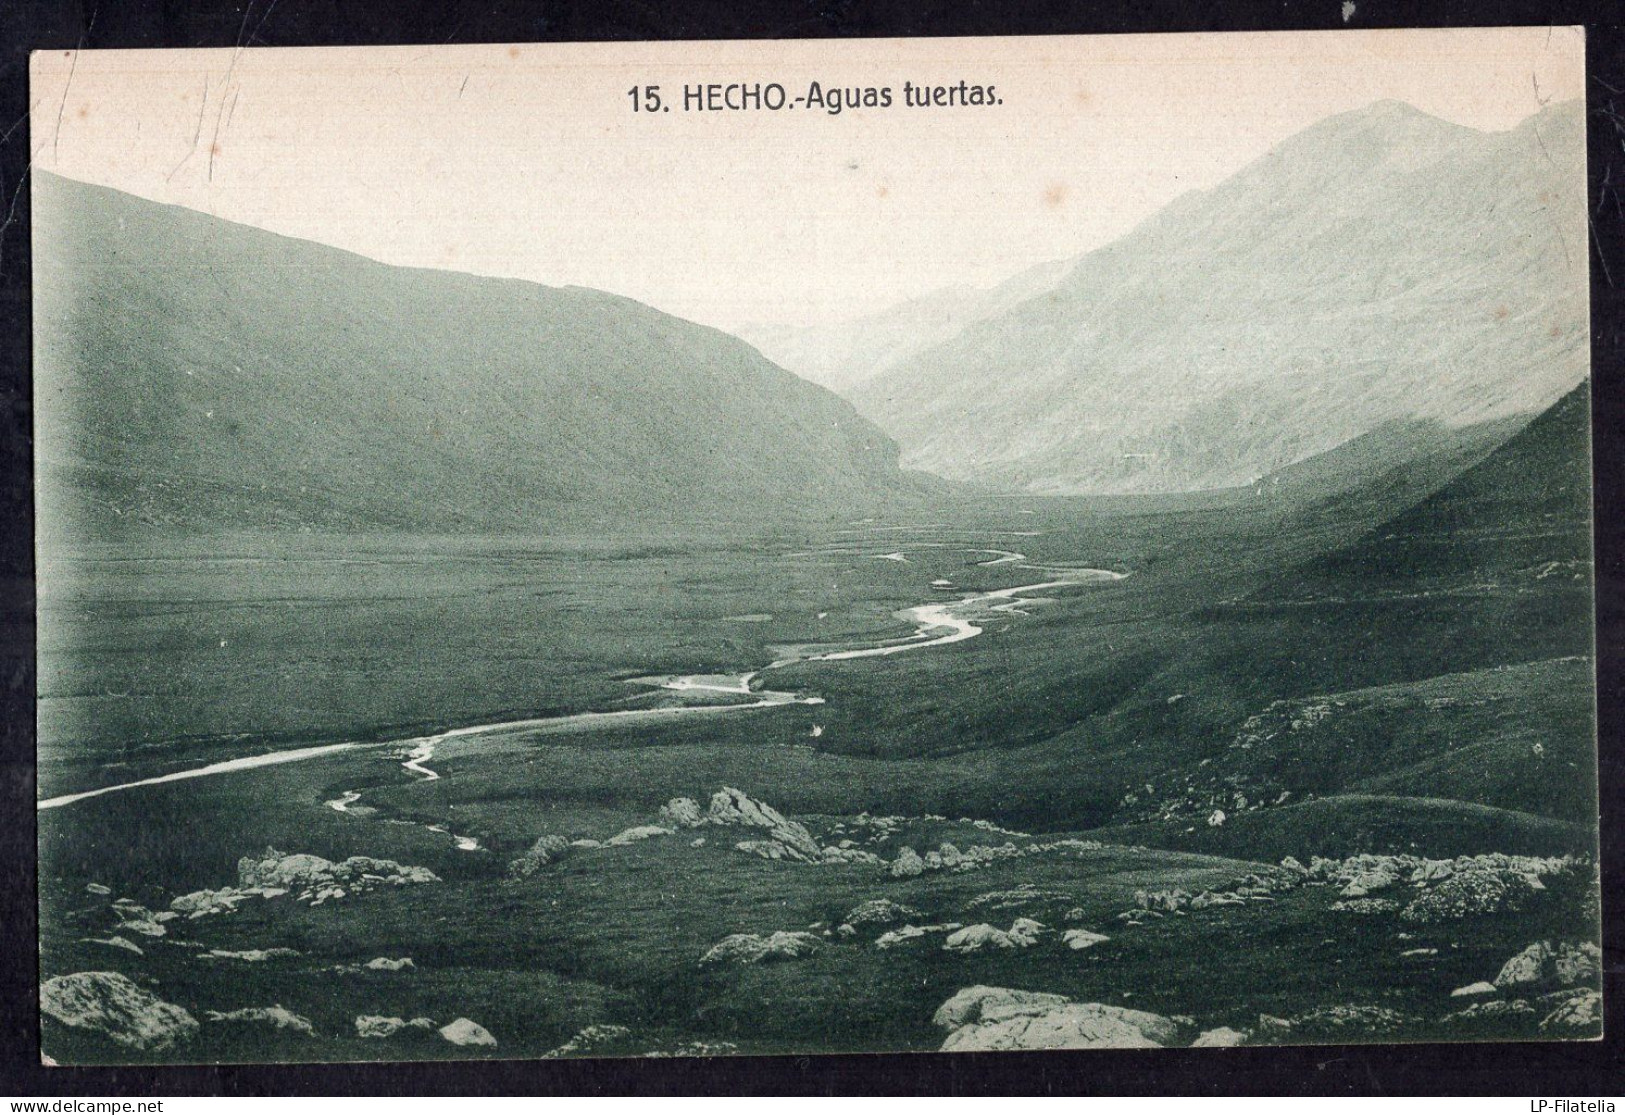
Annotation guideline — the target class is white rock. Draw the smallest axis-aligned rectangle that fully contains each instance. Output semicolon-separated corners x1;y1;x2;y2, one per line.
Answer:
439;1018;497;1047
41;972;198;1051
1450;981;1499;998
206;1005;316;1036
1062;929;1110;951
606;825;673;846
1191;1027;1247;1047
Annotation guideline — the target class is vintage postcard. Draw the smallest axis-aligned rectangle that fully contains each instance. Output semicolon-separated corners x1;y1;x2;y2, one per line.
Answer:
32;29;1597;1062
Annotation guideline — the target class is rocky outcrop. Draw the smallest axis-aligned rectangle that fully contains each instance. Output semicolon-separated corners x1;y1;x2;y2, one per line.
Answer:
875;923;963;949
933;986;1069;1029
968;885;1074;912
1450;982;1498;998
1493;941;1600;991
1191;1027;1247;1047
707;787;822;862
700;931;822;966
889;847;925;878
543;1024;637;1058
439;1018;497;1047
81;936;144;956
205;1005;316;1036
202;948;301;963
1399;868;1541;923
170;888;256;919
820;846;885;865
933;985;1177;1051
508;835;571;878
660;798;705;827
841;899;919;934
943;918;1046;953
1539;990;1602;1032
1288;1004;1410;1038
355;1015;436;1039
237;848;439;902
110;900;172;938
366;957;415;972
1292;852;1580;924
1061;929;1110;951
607;825;674;846
41;972;199;1051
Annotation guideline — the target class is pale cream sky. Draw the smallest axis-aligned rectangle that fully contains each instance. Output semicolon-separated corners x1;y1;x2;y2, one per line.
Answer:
30;28;1584;330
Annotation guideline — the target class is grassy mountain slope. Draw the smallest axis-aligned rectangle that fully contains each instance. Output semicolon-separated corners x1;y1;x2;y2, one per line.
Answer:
851;100;1589;494
33;172;916;537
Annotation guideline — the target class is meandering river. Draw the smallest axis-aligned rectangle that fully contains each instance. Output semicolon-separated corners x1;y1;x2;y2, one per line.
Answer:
38;539;1126;819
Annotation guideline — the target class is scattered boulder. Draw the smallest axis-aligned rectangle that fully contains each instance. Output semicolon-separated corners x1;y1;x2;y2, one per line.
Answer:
239;851;344;890
1450;982;1499;998
1539;990;1602;1033
439;1018;497;1047
943;918;1046;953
1446;999;1534;1022
705;787;823;862
841;899;919;934
1340;869;1397;898
1494;941;1600;991
1289;1004;1410;1038
1329;898;1400;915
1400;868;1539;923
875;923;963;949
1061;929;1110;951
508;835;571;878
206;1005;316;1037
110;901;168;938
238;848;439;900
41;972;198;1051
700;931;822;966
933;986;1177;1051
80;936;143;956
606;825;673;846
85;883;112;896
1254;1015;1293;1042
660;798;705;827
1191;1027;1247;1048
202;948;300;963
365;957;415;972
355;1015;436;1039
544;1024;638;1058
890;847;925;878
170;888;249;919
968;884;1073;911
820;846;884;865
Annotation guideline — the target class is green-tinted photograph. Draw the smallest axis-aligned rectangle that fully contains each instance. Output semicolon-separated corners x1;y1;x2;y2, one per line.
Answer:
32;29;1599;1063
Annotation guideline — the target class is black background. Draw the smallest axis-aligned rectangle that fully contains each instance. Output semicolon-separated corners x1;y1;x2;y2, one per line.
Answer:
1;0;1621;1097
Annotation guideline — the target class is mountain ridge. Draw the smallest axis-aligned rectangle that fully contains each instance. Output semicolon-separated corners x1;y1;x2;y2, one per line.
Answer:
33;171;923;537
845;99;1589;494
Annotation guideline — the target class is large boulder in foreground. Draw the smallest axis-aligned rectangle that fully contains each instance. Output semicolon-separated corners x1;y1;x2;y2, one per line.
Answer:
41;972;198;1051
933;985;1177;1051
1494;941;1601;991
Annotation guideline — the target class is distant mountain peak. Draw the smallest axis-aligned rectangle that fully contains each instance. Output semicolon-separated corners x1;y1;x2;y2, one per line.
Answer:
846;95;1589;495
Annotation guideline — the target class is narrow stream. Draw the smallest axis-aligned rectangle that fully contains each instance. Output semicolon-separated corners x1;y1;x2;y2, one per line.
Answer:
40;538;1127;838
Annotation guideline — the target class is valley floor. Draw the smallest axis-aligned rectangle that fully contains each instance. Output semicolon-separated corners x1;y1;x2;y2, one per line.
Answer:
35;493;1601;1060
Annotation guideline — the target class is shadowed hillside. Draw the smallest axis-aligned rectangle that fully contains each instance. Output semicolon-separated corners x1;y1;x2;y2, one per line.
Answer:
33;173;921;537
